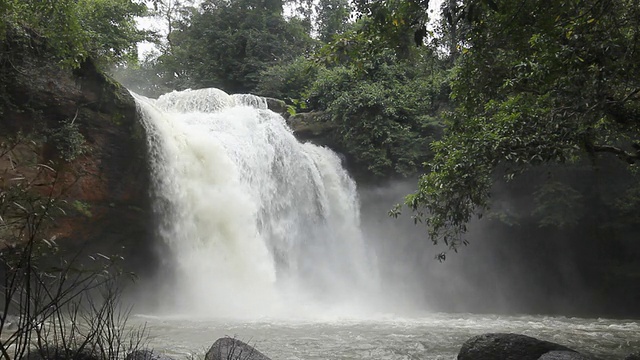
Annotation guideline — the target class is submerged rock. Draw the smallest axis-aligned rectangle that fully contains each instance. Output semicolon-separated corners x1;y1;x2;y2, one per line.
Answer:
205;338;271;360
125;349;176;360
21;347;98;360
625;352;640;360
538;350;593;360
457;333;574;360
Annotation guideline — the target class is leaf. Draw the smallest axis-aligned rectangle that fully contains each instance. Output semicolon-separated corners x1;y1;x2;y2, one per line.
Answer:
36;163;55;172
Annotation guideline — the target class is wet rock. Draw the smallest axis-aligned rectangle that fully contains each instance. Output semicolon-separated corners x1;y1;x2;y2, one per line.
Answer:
625;351;640;360
1;31;153;274
458;333;574;360
125;349;176;360
21;347;98;360
264;97;288;116
286;111;337;145
205;337;271;360
1;313;20;330
538;350;593;360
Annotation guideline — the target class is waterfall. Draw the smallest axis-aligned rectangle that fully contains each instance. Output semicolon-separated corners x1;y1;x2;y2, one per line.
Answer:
133;88;377;318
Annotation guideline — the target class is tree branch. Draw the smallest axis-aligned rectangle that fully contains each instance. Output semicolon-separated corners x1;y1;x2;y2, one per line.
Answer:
592;144;640;164
621;88;640;104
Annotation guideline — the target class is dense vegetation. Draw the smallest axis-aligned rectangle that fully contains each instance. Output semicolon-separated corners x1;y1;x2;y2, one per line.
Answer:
117;0;449;177
401;0;640;252
114;0;640;251
0;0;149;67
2;0;640;317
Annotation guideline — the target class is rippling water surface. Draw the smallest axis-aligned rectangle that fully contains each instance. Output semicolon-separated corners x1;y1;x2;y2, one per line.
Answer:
133;313;640;359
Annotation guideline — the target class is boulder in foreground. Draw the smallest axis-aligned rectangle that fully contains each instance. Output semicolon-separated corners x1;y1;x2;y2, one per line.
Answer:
205;338;271;360
458;333;575;360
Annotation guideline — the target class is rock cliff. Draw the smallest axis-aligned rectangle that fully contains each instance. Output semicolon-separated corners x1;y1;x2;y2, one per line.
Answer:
0;32;153;273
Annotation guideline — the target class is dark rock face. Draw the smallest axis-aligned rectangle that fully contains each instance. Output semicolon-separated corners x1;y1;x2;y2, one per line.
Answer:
458;333;574;360
286;111;337;145
538;351;593;360
125;350;176;360
625;352;640;360
264;97;288;115
205;338;271;360
284;111;377;183
1;33;153;273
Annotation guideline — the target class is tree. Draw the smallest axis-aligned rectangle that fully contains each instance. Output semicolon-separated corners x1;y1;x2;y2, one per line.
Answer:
290;0;315;32
165;0;315;93
307;51;446;177
254;8;450;179
401;0;640;250
1;0;150;67
149;0;194;53
112;0;196;97
76;0;150;66
256;56;321;104
351;0;432;59
316;0;351;42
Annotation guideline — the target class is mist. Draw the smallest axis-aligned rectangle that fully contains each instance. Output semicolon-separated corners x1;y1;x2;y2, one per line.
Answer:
357;176;631;318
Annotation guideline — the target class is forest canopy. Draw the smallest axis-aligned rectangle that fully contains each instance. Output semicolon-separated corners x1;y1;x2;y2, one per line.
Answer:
0;0;150;67
3;0;639;253
398;0;640;250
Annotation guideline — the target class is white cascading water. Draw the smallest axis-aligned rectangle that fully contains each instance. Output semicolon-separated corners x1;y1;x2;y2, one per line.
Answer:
133;88;378;318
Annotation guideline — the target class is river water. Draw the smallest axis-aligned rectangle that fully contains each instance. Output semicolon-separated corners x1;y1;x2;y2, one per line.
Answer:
133;313;639;359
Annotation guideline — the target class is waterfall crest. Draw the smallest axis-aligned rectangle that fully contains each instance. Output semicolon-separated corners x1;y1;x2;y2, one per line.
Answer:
134;88;377;318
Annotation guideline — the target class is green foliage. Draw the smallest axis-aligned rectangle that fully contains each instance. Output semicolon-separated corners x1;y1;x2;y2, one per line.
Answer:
254;18;449;178
611;182;640;226
164;0;316;93
532;181;584;228
111;56;180;98
76;0;149;66
113;0;198;96
404;0;640;248
316;0;352;42
352;0;431;59
314;18;414;69
256;56;320;106
1;0;150;67
1;0;85;66
45;118;88;163
307;54;446;176
72;200;93;217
